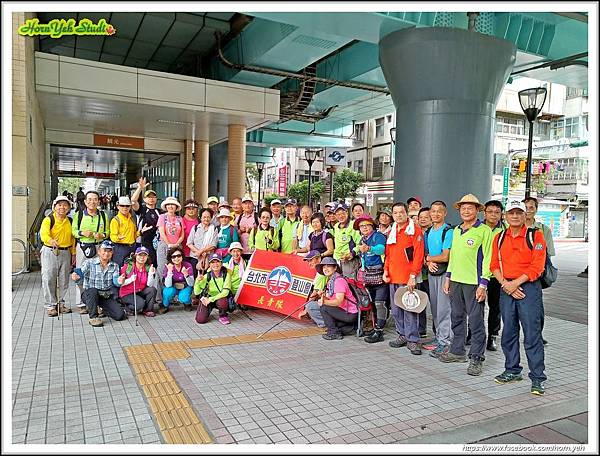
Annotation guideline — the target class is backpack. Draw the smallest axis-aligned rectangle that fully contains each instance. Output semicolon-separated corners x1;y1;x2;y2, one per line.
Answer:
236;212;259;230
73;210;107;235
424;224;453;276
154;215;183;249
497;227;558;289
36;213;73;248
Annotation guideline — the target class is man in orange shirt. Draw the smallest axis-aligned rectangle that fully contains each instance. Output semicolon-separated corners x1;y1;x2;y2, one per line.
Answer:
490;199;547;396
384;202;425;355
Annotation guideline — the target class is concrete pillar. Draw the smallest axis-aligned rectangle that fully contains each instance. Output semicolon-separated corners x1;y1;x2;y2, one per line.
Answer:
194;140;209;204
379;28;516;214
181;140;193;201
227;125;246;200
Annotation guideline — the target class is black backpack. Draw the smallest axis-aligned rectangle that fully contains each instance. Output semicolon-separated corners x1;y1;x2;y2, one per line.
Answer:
36;213;73;248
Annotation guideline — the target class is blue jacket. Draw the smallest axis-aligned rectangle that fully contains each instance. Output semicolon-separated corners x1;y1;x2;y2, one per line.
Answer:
360;231;386;267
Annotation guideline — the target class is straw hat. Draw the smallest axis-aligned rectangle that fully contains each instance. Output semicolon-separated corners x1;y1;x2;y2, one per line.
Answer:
453;194;484;211
161;196;181;211
393;286;429;313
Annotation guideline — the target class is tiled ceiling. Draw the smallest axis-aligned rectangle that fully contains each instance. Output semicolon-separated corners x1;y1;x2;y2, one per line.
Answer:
37;12;234;74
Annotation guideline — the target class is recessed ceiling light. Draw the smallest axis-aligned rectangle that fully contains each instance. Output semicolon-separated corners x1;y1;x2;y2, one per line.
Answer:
83;111;121;118
157;119;193;126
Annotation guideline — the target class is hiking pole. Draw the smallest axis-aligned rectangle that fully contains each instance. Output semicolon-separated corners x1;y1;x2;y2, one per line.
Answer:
132;272;139;326
256;300;308;340
54;247;60;321
237;304;253;321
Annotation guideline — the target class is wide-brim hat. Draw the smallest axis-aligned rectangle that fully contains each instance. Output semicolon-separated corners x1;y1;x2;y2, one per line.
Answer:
393;286;428;313
241;195;254;203
118;196;132;206
219;201;231;209
217;208;233;219
228;241;243;253
52;195;72;208
353;215;376;231
453;194;484;211
161;197;181;211
315;257;341;275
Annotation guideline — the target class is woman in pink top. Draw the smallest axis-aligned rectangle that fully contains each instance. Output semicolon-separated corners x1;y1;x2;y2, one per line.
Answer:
181;199;200;268
116;246;157;317
236;196;258;258
155;197;184;305
316;257;358;340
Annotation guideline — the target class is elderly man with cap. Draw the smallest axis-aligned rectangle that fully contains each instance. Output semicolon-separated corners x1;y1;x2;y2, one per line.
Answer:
131;176;162;266
317;257;359;340
155;196;184;306
407;196;422;213
384;202;425;354
236;196;259;259
278;198;301;254
439;194;493;377
71;240;126;327
324;202;337;231
298;250;327;327
490;199;547;396
215;208;239;261
332;203;362;278
292;205;314;255
194;253;234;325
116;246;157;317
110;195;140;267
269;199;284;229
72;190;109;314
39;195;76;317
206;196;220;227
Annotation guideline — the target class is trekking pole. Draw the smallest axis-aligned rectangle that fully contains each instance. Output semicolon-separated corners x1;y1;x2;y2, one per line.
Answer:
237;304;253;321
256;300;308;339
133;272;139;326
54;247;60;321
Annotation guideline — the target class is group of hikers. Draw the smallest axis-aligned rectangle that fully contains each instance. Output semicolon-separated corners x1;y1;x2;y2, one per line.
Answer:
40;175;555;396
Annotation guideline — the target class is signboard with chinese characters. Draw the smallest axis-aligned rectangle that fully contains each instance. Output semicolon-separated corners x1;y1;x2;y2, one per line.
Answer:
94;134;144;149
278;166;288;195
235;250;316;319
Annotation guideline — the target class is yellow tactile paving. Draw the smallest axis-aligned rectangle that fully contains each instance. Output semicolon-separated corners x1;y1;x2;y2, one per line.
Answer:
126;326;324;443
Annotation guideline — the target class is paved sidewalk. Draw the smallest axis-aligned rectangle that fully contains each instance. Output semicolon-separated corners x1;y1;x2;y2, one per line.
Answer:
8;244;592;447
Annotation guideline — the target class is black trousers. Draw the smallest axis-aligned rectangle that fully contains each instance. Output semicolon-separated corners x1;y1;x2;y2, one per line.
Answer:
82;288;126;320
141;241;157;267
321;305;358;335
121;287;157;313
112;243;135;268
487;278;501;337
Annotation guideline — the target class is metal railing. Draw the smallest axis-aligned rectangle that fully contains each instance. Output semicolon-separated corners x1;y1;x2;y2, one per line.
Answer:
12;238;30;276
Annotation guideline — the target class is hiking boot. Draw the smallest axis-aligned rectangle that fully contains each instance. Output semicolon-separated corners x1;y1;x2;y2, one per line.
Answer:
407;342;422;355
429;343;449;358
157;306;169;315
322;332;343;340
98;307;106;318
389;335;408;348
218;315;231;325
364;329;384;344
47;306;58;317
486;336;498;351
77;306;88;314
184;304;193;312
438;351;468;363
363;329;376;338
143;310;155;317
126;309;135;317
59;303;72;314
467;357;484;376
89;318;103;327
531;380;545;396
494;371;523;384
423;339;439;351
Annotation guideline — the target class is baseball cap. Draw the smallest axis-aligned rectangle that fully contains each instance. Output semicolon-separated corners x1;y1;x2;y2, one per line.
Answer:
241;195;254;203
99;240;114;250
407;196;422;205
135;246;150;255
144;189;157;197
334;203;348;212
284;198;297;206
206;196;219;205
208;253;222;263
324;202;336;209
505;199;526;212
270;199;282;206
52;196;71;208
303;250;322;261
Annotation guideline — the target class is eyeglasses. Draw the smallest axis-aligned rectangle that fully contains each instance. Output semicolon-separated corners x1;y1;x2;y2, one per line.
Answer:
171;254;182;258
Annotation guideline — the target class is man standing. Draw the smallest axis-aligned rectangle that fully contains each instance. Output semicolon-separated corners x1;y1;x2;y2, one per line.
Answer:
293;205;313;254
417;206;432;338
39;196;76;317
72;190;109;314
384;202;425;355
278;198;301;254
423;201;454;357
523;197;555;345
490;199;547;395
439;194;492;377
231;197;243;222
332;203;362;278
71;240;126;327
407;196;422;213
483;200;506;351
269;199;284;229
76;187;85;212
206;196;220;227
131;176;162;266
109;196;139;267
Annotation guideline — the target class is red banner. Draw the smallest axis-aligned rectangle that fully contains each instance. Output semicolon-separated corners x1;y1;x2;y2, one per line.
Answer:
235;250;316;319
278;166;287;195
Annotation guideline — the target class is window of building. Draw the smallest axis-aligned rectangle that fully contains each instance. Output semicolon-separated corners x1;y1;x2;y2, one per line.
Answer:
375;117;385;138
565;117;579;138
551;119;565;139
386;114;392;124
372;157;384;179
354;159;364;174
496;116;525;136
354;123;365;141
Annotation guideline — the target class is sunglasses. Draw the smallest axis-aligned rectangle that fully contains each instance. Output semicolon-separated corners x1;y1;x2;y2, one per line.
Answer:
171;254;182;258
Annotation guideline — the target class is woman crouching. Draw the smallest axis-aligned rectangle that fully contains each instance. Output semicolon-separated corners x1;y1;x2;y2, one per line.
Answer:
194;253;233;325
317;257;358;340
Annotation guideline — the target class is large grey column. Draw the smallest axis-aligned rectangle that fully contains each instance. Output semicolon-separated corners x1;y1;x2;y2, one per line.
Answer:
379;28;516;216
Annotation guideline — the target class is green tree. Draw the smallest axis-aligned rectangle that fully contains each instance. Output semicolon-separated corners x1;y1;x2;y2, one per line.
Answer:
263;193;283;207
58;177;84;196
286;180;324;206
245;163;259;195
333;169;364;200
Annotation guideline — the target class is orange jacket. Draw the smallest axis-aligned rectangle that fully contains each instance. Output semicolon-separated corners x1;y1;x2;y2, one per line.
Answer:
490;225;547;281
384;222;425;284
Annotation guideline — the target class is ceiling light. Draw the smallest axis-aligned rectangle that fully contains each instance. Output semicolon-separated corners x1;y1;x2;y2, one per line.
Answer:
157;119;193;126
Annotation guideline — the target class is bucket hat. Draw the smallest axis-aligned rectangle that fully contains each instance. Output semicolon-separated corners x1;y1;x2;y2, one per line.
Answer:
118;196;132;206
161;196;181;211
217;208;233;219
393;286;429;313
228;242;243;253
315;257;341;275
453;194;484;211
52;196;72;208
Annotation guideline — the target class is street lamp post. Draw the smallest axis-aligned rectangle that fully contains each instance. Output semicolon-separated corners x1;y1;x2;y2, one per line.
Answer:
256;162;265;209
518;87;547;198
304;149;319;209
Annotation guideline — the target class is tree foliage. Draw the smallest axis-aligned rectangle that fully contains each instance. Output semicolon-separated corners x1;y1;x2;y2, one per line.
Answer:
333;169;364;200
286;180;324;206
245;163;259;194
263;193;283;207
58;177;84;196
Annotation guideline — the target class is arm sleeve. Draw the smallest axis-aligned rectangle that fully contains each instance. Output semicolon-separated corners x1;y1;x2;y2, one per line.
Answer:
352;229;362;256
490;232;501;274
109;218;119;242
111;266;120;286
71;212;81;239
526;231;547;281
194;275;207;295
164;273;173;288
40;217;51;245
101;214;110;238
370;233;386;256
147;270;156;287
232;228;240;242
271;228;280;251
479;227;493;286
443;229;454;250
446;228;457;278
248;228;256;250
185;275;195;287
